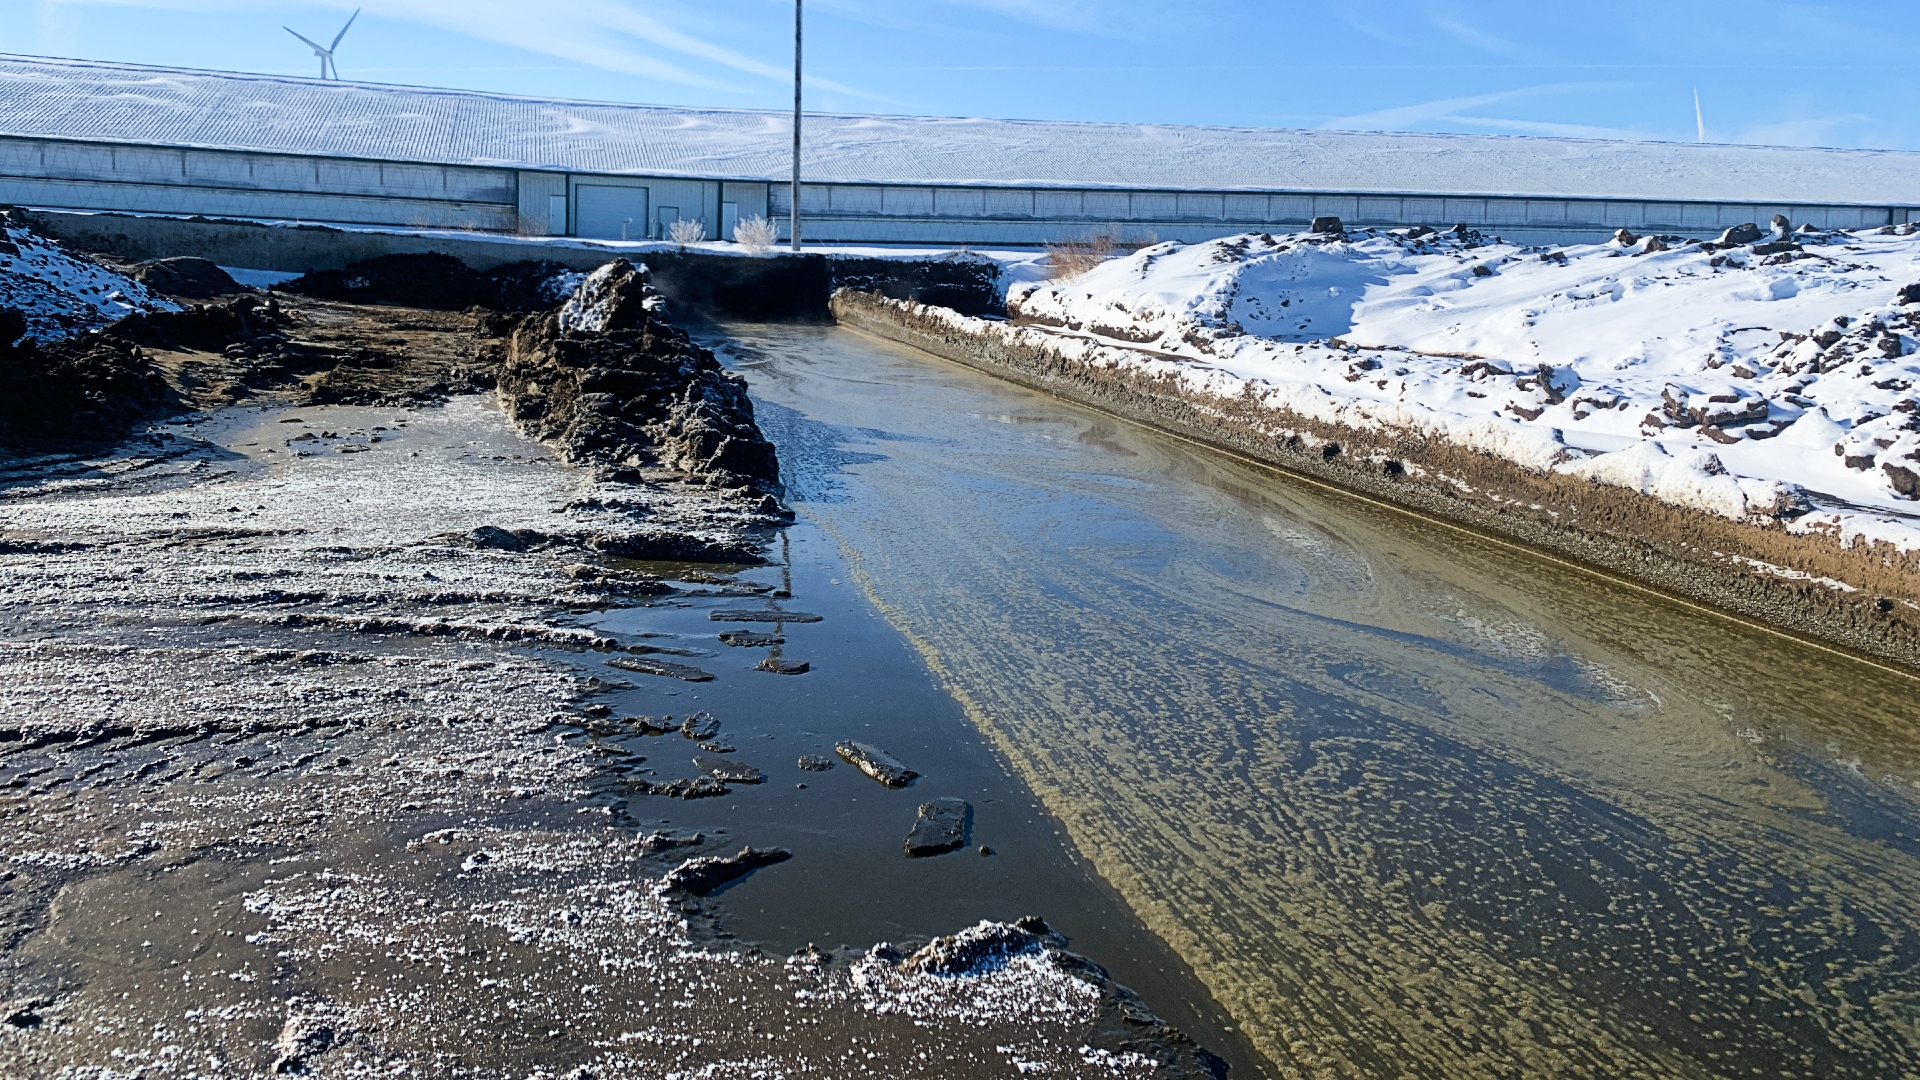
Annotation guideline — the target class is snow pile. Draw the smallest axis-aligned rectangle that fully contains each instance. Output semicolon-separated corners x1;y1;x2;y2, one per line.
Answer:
0;213;176;342
1008;222;1920;545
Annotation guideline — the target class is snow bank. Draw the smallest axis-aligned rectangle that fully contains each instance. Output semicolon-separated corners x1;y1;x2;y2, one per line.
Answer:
1008;223;1920;549
0;213;176;342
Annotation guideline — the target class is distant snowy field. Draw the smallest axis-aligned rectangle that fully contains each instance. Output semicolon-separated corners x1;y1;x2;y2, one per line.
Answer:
1007;224;1920;552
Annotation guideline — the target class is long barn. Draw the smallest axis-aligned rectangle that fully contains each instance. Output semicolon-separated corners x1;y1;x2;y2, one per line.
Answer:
2;54;1916;247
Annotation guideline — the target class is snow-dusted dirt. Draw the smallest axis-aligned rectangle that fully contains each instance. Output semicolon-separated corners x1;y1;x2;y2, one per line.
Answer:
0;214;175;343
1008;224;1920;552
0;396;1208;1079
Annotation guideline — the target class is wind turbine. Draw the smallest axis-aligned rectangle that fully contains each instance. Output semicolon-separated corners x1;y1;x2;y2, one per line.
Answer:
286;9;360;81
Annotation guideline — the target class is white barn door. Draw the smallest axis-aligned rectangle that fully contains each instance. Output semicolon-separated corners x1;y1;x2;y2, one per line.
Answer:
575;185;649;240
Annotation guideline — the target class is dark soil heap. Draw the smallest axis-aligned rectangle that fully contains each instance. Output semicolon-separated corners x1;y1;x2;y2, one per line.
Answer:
499;259;782;493
277;251;578;313
0;291;304;445
3;230;782;492
130;257;241;299
0;306;173;442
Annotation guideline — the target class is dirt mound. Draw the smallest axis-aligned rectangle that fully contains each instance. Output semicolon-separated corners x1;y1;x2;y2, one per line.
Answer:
131;258;240;300
484;260;579;312
277;252;483;309
500;259;781;492
0;318;173;446
113;293;288;353
0;295;304;446
1;209;177;344
277;253;576;312
555;258;658;332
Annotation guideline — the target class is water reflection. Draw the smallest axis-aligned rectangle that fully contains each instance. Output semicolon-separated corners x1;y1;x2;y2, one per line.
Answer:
720;323;1920;1080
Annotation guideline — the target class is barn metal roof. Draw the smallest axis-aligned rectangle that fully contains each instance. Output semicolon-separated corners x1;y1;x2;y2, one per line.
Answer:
2;54;1916;206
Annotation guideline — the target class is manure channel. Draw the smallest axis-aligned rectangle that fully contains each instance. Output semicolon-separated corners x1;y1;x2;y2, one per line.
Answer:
711;321;1920;1080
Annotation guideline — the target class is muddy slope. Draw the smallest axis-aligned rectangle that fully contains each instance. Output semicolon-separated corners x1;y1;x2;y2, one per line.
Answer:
832;289;1920;670
4;244;781;503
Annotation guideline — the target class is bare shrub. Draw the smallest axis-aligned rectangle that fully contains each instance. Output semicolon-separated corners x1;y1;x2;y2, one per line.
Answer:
1045;227;1151;279
732;214;777;254
668;218;706;245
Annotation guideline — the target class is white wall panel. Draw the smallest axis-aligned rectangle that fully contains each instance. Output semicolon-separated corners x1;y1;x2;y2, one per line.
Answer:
933;188;984;216
1526;200;1568;225
1356;196;1402;222
0;175;514;229
883;187;935;216
830;186;883;214
1034;190;1083;217
516;171;564;235
1269;195;1315;222
0;137;512;203
1176;193;1225;220
982;189;1033;217
1312;195;1358;220
1222;194;1268;221
1131;193;1176;219
722;182;769;221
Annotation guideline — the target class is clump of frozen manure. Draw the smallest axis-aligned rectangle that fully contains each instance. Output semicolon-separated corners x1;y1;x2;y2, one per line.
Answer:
130;257;241;300
275;252;580;312
659;845;791;895
854;917;1231;1079
499;258;782;493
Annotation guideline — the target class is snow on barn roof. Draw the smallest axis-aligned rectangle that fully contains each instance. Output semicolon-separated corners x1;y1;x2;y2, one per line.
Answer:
2;54;1917;206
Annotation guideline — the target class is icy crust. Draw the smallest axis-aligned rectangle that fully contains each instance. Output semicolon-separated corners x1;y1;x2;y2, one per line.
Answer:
0;212;176;342
230;827;1186;1079
1007;225;1920;549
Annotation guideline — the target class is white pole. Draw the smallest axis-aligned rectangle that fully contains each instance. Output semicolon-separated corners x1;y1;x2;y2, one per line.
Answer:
790;0;802;252
1693;88;1706;142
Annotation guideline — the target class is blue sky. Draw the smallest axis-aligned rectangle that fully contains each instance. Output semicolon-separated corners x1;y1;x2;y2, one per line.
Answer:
5;1;1915;150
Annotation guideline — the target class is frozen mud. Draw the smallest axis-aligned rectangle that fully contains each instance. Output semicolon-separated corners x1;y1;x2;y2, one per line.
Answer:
0;225;1225;1076
0;392;1222;1078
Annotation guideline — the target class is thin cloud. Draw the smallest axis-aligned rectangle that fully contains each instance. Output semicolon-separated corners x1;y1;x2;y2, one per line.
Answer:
1426;11;1531;60
1322;82;1625;130
1736;113;1873;148
938;0;1122;34
32;0;870;97
1437;115;1652;140
936;0;1209;40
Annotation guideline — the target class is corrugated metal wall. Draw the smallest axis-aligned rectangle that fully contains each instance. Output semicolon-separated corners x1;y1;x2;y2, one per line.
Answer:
0;135;517;230
0;134;1909;247
763;183;1906;245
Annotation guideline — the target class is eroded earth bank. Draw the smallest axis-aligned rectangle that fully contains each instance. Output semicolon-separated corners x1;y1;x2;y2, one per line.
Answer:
0;219;1230;1079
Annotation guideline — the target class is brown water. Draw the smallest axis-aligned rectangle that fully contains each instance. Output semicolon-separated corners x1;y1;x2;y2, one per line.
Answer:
712;321;1920;1080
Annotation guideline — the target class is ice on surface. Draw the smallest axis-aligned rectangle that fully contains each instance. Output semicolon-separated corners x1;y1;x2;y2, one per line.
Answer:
217;266;303;289
1003;225;1920;546
3;54;1919;201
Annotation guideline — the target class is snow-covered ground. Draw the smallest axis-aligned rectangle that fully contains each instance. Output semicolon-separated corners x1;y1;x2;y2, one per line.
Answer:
0;214;175;342
1007;223;1920;551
